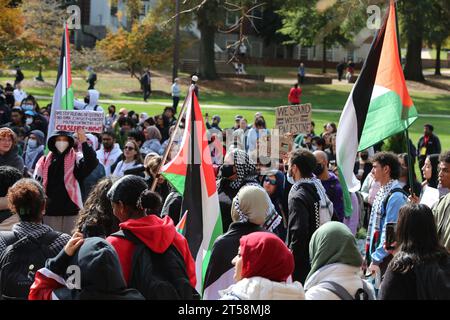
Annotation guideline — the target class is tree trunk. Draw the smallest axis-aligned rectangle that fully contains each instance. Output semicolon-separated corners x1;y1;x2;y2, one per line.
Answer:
199;24;218;80
286;44;295;59
434;41;441;76
322;38;327;74
402;1;425;82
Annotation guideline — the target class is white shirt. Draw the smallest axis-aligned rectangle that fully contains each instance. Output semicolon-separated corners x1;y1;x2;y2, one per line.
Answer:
13;89;27;104
112;160;139;178
96;143;122;176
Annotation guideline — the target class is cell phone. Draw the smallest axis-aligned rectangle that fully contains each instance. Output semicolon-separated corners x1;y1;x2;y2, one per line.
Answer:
385;222;397;250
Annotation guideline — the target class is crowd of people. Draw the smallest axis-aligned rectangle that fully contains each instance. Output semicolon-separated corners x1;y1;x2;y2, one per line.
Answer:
0;75;449;301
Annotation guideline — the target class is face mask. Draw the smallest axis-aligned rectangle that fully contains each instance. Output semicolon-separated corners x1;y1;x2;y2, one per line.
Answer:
221;164;235;178
22;105;33;111
286;172;296;185
26;117;33;125
55;141;69;154
27;139;37;149
311;144;318;151
313;163;324;176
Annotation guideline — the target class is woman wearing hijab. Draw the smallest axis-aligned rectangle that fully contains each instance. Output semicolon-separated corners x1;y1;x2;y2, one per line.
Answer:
219;232;304;300
304;222;375;300
203;186;269;300
263;170;288;241
217;149;260;231
141;125;163;156
23;130;45;175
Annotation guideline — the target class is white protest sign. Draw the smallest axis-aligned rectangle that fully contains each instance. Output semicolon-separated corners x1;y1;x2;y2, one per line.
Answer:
420;185;440;208
55;110;104;133
275;103;312;135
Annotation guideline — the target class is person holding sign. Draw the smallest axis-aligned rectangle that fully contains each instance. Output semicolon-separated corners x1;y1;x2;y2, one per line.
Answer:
33;128;99;234
288;83;302;105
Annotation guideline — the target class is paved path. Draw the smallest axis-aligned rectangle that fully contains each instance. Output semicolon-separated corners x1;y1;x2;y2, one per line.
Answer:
35;95;450;118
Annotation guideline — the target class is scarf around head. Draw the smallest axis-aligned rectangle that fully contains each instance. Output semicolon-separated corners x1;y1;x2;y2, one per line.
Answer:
240;232;294;282
231;185;270;226
306;222;362;282
229;149;258;189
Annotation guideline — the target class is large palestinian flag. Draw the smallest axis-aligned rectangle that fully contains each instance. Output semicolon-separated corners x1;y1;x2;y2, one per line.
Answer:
47;24;74;139
161;89;222;295
336;0;418;216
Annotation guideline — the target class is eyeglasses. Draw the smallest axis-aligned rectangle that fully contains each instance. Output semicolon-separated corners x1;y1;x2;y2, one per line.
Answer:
264;177;277;185
124;146;135;151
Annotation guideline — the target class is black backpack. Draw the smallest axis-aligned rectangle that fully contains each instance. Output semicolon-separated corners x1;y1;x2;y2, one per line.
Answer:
111;229;196;300
0;230;61;300
382;188;408;213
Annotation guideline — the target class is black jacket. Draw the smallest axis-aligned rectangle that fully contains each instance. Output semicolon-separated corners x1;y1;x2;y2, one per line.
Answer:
161;186;183;224
44;131;98;216
0;101;11;125
287;182;320;284
217;179;240;232
0;145;24;172
417;134;441;162
203;222;265;292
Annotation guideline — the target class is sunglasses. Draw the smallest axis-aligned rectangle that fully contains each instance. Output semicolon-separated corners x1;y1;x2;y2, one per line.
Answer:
124;146;135;151
264;177;277;185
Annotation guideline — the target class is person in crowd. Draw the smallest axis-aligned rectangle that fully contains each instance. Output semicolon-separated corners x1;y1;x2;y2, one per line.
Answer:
2;107;28;134
105;175;196;298
171;78;181;113
112;140;142;178
3;83;15;109
217;149;261;231
304;222;375;300
232;115;243;131
365;152;408;278
140;126;163;156
155;114;169;142
127;129;145;150
354;150;373;183
204;186;270;300
86;66;97;90
163;106;177;128
29;235;144;300
247;118;269;154
0;127;24;171
297;62;305;84
380;204;450;300
20;95;48;135
314;150;345;222
13;82;27;105
220;232;304;300
191;75;199;98
96;130;122;176
142;117;155;129
0;179;71;299
0;166;22;231
80;134;106;202
0;87;11;125
288;83;302;105
140;68;152;102
287;149;333;283
205;114;222;133
33;129;98;234
115;116;135;149
160;182;183;225
143;154;169;201
311;136;326;152
263;170;288;241
74;177;120;238
105;105;118;129
432;151;450;251
74;89;104;113
359;172;381;228
14;66;24;87
398;153;422;196
346;60;355;82
22;130;45;175
336;61;347;81
421;154;440;189
417;124;441;180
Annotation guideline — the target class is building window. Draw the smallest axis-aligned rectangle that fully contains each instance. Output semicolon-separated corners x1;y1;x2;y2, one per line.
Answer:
300;46;309;61
347;49;355;62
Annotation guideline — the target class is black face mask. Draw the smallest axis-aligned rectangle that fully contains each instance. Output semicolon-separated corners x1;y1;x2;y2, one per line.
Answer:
313;163;325;176
84;96;90;104
221;164;235;178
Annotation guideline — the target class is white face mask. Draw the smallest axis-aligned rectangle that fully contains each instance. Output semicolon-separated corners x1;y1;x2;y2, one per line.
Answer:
27;139;37;149
26;117;33;125
286;172;296;185
55;141;69;154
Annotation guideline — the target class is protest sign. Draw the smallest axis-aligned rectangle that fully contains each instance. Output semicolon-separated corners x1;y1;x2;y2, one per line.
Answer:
55;110;104;133
275;103;312;135
279;134;293;159
420;185;440;208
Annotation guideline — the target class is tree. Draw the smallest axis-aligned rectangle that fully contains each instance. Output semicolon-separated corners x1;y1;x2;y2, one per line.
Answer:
97;17;173;85
20;0;66;81
278;0;367;73
424;0;450;76
0;0;24;68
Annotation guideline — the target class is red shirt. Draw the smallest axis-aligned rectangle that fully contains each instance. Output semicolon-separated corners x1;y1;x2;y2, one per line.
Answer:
288;87;302;104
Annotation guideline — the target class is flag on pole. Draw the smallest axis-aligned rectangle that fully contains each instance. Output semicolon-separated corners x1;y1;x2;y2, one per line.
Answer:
336;0;418;216
161;88;222;295
47;24;74;139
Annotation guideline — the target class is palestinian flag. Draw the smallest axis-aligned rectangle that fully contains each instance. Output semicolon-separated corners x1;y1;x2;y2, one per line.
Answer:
47;24;74;139
336;0;418;216
161;89;222;295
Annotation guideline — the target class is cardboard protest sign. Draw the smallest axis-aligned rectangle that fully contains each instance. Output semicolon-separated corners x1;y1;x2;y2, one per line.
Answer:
275;103;312;135
279;134;293;158
55;110;104;133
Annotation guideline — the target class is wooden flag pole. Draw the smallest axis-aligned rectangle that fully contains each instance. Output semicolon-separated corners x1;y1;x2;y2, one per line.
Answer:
150;85;193;191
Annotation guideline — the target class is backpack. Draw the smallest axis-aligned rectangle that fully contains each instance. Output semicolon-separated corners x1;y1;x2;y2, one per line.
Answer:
319;280;375;300
382;188;408;213
0;230;61;300
111;229;196;300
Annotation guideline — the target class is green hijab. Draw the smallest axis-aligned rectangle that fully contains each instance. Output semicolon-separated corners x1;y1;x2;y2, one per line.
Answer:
306;222;363;282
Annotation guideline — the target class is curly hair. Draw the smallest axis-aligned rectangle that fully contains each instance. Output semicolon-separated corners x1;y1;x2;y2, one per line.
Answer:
7;179;45;222
74;177;120;237
372;151;401;179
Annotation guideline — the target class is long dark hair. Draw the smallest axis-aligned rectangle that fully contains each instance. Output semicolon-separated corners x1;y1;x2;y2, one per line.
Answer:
390;203;448;274
75;177;120;237
426;154;440;188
